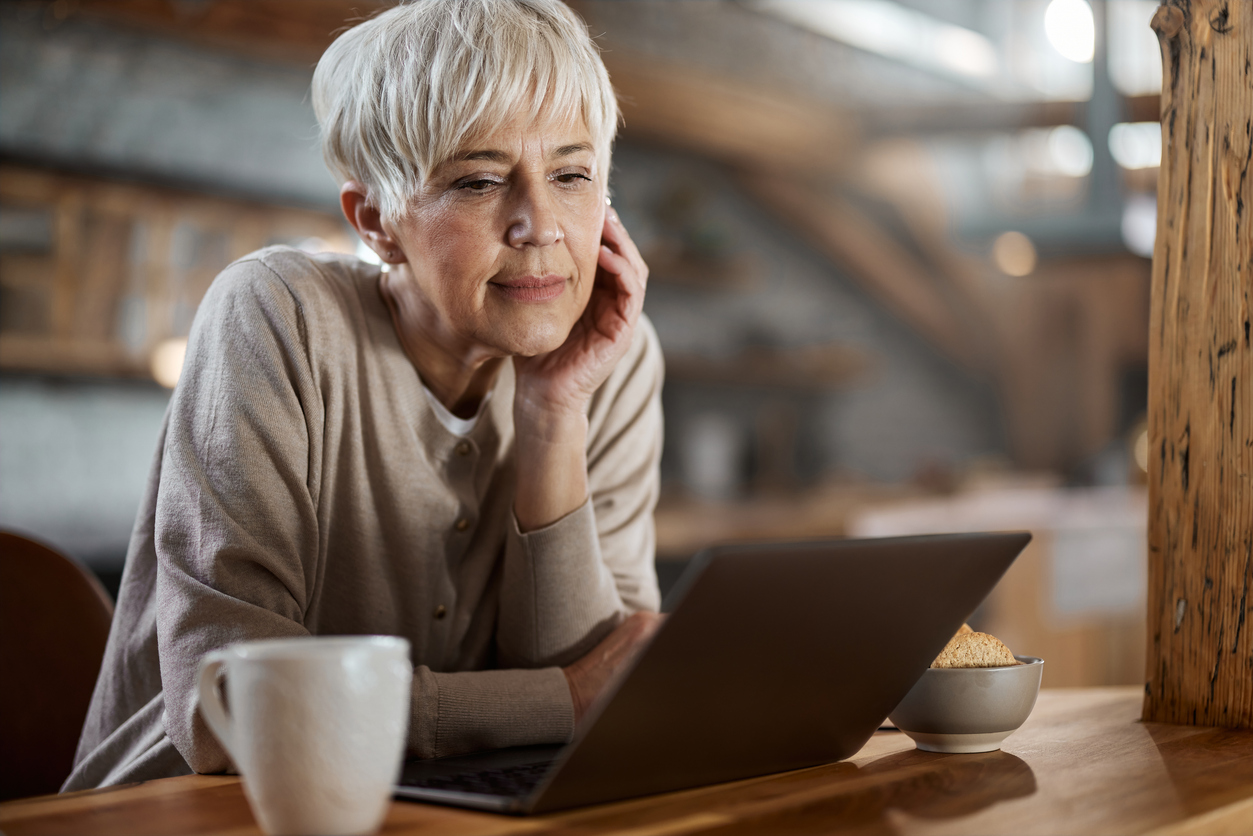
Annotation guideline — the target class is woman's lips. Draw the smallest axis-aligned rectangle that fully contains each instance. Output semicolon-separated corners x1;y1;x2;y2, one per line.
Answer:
489;275;566;303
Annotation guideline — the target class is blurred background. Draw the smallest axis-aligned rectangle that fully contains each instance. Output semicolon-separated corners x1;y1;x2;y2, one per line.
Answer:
0;0;1161;687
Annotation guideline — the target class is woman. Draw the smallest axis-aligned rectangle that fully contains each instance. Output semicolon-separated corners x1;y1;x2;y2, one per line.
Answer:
64;0;661;790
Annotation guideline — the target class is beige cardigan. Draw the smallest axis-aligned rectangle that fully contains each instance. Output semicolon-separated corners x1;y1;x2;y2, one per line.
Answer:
63;247;663;791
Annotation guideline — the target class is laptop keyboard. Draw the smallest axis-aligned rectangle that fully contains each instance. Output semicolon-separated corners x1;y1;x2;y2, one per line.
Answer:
402;759;554;797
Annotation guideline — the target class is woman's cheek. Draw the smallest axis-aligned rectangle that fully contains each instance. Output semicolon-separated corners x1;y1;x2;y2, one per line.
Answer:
573;221;606;277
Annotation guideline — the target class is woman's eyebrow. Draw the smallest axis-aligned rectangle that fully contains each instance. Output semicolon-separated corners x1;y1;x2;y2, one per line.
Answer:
455;143;593;164
552;142;594;159
458;149;511;163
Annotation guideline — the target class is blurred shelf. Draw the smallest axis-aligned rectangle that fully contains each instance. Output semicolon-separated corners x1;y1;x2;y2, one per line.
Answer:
0;164;353;381
654;481;926;560
644;245;760;290
664;342;871;391
0;335;148;378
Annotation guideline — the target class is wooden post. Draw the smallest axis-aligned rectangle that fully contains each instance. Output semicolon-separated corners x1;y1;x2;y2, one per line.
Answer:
1144;0;1253;728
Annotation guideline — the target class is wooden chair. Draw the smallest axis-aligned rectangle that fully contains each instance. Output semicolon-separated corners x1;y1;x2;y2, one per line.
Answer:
0;531;114;800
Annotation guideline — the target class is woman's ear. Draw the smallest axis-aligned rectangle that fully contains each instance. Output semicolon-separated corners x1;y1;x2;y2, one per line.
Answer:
340;182;406;264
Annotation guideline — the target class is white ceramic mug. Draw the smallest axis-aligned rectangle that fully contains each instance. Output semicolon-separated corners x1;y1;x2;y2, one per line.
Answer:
197;636;412;836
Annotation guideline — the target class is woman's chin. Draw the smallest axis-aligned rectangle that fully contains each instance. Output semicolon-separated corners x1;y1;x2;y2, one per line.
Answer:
476;304;578;358
508;332;569;358
490;319;573;359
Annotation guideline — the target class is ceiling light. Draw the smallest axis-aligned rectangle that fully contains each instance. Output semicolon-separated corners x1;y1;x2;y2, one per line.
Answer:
750;0;998;79
1121;194;1156;258
1108;122;1161;170
934;26;998;78
1044;0;1095;63
1048;125;1094;177
1108;1;1163;95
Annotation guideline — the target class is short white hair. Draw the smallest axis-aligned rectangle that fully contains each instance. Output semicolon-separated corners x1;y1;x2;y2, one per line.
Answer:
312;0;619;223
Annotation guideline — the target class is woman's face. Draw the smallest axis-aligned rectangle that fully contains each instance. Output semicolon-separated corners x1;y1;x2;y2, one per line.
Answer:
387;113;606;359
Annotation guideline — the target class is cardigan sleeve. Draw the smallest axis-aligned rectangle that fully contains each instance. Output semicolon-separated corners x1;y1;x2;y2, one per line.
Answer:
154;259;322;773
495;318;665;669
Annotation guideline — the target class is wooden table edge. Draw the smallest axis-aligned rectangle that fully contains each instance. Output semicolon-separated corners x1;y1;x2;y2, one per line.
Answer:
3;688;1251;836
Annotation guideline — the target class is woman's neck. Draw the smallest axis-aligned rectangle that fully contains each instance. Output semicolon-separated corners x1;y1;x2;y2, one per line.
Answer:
378;267;503;419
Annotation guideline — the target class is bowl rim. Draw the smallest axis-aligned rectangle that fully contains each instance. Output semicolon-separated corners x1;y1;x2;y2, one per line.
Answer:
923;655;1043;673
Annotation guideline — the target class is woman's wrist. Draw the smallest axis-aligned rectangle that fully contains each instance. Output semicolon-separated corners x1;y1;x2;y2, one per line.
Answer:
512;398;588;444
512;403;589;533
511;372;592;431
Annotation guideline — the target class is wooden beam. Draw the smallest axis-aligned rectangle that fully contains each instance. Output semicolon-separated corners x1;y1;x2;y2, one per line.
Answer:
864;100;1081;136
1144;0;1253;729
603;52;857;175
664;342;869;391
52;0;386;62
862;95;1161;136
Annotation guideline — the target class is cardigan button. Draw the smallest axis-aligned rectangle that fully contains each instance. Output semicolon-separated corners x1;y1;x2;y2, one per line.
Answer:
455;518;470;532
455;441;471;456
434;604;447;620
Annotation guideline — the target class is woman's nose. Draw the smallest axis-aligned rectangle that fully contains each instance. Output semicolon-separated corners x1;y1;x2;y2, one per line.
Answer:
507;180;561;248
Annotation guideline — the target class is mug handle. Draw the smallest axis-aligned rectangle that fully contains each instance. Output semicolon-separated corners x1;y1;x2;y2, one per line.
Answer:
197;650;237;761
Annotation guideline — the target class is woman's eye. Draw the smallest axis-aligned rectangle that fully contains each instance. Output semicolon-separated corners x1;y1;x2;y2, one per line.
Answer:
457;179;499;192
554;172;592;185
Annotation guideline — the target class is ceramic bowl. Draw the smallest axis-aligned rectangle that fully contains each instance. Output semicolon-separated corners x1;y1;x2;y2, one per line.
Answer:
888;656;1043;753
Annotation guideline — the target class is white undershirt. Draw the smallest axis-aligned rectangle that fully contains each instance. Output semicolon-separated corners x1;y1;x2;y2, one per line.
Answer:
423;384;491;437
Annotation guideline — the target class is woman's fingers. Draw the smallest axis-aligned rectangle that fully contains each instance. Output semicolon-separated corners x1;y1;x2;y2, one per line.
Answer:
597;209;648;324
600;208;648;293
595;249;642;333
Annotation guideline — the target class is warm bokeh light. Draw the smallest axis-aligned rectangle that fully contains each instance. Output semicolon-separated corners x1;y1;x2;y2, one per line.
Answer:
1134;427;1149;473
297;236;330;253
1044;0;1095;63
993;231;1038;277
150;337;188;389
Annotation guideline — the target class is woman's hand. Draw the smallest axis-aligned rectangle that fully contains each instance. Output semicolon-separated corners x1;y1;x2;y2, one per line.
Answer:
511;208;649;531
563;611;664;725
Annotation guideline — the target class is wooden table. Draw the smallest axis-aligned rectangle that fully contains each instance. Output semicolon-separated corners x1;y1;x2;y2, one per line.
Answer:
3;688;1251;836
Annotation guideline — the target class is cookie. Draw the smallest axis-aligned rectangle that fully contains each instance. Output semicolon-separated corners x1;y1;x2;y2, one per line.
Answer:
931;630;1019;668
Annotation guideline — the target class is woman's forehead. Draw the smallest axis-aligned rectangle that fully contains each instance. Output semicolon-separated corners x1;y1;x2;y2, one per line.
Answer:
465;107;590;145
451;111;596;161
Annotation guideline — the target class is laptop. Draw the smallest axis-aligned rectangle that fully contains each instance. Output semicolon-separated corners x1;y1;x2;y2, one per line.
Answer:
395;531;1031;814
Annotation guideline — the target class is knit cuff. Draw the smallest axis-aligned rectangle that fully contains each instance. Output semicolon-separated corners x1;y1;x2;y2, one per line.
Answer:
409;665;574;760
511;495;597;550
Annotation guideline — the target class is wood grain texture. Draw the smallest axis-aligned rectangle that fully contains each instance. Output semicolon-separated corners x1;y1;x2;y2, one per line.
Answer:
2;689;1250;836
1145;0;1253;728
